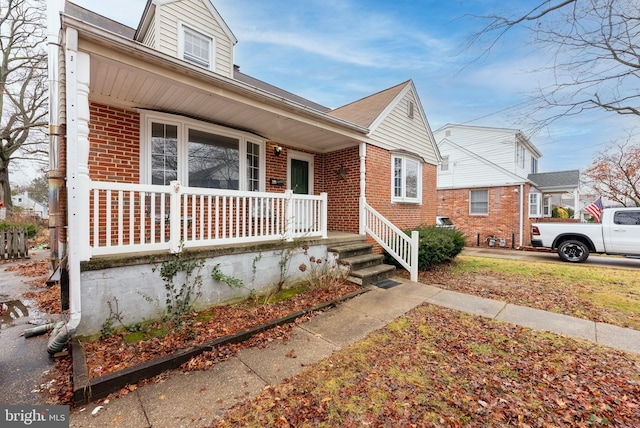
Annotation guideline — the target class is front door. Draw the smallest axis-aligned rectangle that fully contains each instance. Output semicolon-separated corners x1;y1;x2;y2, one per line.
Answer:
288;151;314;231
290;159;309;194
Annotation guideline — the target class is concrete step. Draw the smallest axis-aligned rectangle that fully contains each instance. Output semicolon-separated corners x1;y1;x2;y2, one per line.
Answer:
348;264;396;286
340;253;385;271
328;243;374;259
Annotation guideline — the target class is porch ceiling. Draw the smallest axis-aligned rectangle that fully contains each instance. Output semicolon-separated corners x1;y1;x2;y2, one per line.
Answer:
88;53;365;152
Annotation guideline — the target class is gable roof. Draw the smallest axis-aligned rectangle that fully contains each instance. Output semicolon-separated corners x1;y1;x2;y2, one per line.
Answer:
328;81;409;128
435;123;542;158
528;170;580;189
65;2;135;38
135;0;237;44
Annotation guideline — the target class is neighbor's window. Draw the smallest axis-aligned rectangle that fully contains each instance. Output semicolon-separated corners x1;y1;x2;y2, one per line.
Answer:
469;189;488;215
143;113;263;190
440;155;449;172
529;192;542;217
516;142;525;168
531;157;538;174
180;25;214;69
392;154;422;203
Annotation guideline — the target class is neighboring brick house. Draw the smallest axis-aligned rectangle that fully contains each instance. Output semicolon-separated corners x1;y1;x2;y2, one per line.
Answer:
434;124;580;248
49;0;440;335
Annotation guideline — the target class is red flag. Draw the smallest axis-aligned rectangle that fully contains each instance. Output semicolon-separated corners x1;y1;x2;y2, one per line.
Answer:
584;197;603;223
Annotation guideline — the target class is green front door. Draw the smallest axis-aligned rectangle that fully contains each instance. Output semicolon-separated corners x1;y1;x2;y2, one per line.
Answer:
290;158;309;194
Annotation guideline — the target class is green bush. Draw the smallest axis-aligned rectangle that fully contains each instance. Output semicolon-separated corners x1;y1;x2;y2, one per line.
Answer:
0;221;38;238
384;225;466;270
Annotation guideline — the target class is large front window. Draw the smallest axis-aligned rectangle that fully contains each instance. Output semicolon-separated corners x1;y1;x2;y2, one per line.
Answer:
392;155;422;203
143;113;264;190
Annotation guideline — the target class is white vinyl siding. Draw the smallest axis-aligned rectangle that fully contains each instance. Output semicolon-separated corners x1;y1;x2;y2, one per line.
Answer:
369;89;438;166
155;0;235;77
435;125;540;189
469;189;488;215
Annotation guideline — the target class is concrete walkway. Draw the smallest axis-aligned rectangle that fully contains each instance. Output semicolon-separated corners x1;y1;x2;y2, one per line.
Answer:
69;278;640;428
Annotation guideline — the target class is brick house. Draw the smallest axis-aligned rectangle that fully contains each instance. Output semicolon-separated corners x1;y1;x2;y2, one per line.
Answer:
48;0;440;335
434;124;580;248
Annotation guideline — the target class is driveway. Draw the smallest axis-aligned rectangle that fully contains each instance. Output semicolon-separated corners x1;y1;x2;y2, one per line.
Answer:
463;247;640;269
0;250;61;405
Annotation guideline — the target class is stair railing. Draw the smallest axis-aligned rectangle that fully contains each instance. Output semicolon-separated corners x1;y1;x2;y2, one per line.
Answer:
361;202;419;282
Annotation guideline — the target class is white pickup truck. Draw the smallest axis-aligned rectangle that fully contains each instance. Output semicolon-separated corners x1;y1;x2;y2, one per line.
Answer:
531;207;640;262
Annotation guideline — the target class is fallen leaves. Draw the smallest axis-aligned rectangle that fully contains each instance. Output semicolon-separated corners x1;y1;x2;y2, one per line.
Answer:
213;305;640;427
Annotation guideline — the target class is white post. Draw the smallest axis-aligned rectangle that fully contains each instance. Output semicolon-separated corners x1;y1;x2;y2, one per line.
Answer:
359;143;367;235
285;189;294;242
410;230;419;282
320;192;328;239
169;181;182;253
573;189;580;219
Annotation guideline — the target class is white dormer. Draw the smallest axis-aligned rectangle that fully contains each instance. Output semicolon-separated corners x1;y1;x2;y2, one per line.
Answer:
135;0;238;78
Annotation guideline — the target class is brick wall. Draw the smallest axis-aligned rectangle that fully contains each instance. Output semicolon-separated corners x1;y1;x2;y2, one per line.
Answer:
366;145;437;230
437;184;538;247
324;146;361;232
88;103;140;183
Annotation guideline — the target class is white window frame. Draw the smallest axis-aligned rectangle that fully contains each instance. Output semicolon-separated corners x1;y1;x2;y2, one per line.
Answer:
391;154;422;204
543;195;552;217
440;155;449;173
516;142;525;168
531;157;538;174
178;23;215;70
140;112;265;191
529;192;542;217
469;189;488;215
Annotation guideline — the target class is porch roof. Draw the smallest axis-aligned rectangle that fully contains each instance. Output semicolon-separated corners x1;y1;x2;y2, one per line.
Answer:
61;9;370;153
529;170;580;192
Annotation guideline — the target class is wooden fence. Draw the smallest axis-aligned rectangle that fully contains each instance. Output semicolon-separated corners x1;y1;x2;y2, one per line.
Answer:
1;227;29;259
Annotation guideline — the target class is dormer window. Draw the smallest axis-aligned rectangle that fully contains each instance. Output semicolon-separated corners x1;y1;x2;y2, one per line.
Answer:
180;24;214;70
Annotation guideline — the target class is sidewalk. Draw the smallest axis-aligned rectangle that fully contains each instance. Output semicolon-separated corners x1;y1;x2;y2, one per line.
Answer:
69;277;640;428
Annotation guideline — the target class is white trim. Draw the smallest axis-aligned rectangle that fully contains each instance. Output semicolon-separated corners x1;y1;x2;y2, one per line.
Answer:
140;111;266;190
178;22;215;71
391;153;422;204
529;191;542;218
469;189;489;215
287;150;314;194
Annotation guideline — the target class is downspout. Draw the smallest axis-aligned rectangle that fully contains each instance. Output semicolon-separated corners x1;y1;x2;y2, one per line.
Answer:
519;184;524;247
358;142;366;235
47;0;65;282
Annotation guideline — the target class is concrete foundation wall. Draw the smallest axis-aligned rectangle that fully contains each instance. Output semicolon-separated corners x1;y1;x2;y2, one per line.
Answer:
77;243;332;336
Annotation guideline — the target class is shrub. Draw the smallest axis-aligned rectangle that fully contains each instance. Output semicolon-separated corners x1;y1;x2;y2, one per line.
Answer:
0;221;38;238
384;225;466;270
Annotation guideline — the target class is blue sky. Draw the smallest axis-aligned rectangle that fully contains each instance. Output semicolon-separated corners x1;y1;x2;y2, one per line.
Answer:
68;0;636;174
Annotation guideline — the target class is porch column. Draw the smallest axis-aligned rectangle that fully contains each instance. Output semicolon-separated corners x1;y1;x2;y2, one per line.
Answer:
573;189;580;219
358;142;366;235
65;28;91;332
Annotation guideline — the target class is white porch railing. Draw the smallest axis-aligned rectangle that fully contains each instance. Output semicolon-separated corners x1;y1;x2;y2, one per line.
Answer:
362;201;419;282
89;181;328;257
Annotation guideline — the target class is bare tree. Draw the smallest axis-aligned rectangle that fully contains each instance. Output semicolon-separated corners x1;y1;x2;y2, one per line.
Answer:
468;0;640;128
0;0;48;208
582;134;640;206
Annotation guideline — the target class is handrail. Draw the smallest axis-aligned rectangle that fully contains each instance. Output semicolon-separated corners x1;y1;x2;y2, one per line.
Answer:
362;202;419;282
88;180;327;257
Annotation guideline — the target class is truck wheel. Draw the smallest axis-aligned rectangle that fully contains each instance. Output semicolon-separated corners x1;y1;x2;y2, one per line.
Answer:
557;240;589;263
